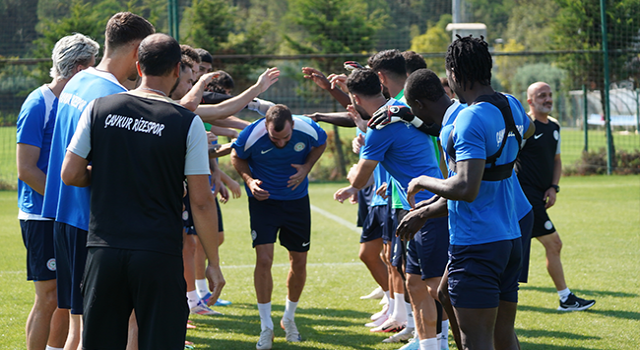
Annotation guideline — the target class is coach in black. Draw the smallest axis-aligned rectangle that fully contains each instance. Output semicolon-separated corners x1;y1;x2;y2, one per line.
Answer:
61;33;225;349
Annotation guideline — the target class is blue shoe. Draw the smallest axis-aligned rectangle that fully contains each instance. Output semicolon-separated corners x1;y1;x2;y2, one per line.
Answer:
200;292;212;304
215;298;232;306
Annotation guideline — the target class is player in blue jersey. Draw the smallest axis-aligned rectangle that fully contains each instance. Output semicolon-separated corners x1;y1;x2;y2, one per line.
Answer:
41;12;154;349
333;69;448;350
402;37;534;350
231;105;327;349
17;33;99;350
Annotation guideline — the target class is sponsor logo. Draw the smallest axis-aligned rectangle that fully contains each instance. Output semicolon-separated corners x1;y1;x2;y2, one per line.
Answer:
294;142;306;152
534;133;543;139
251;230;257;241
46;258;56;271
261;148;274;154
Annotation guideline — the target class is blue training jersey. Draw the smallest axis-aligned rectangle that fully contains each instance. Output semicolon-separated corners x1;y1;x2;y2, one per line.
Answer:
232;115;327;200
42;68;127;230
361;99;443;210
357;128;387;207
440;94;531;246
16;86;57;218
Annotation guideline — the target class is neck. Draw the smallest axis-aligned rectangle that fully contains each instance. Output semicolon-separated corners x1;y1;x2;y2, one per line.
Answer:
47;78;69;98
458;83;494;105
362;95;389;116
137;75;174;97
385;78;406;98
96;45;136;85
530;110;549;123
433;95;454;124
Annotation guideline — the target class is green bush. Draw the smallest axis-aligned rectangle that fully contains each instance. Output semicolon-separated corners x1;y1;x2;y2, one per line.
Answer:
565;147;640;175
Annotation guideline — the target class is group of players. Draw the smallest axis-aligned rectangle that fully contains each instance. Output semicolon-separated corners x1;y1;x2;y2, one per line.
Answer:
15;10;595;350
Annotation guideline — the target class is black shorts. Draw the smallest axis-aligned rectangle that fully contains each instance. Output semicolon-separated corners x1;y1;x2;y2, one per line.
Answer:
249;196;311;252
20;220;56;281
405;216;449;280
183;197;224;235
82;247;188;350
518;209;534;283
53;221;87;315
522;186;556;237
448;238;522;309
360;205;388;243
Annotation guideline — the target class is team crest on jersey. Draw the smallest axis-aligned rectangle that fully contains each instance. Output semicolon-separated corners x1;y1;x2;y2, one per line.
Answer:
294;142;306;152
182;211;189;221
46;258;56;271
251;230;257;241
553;130;559;141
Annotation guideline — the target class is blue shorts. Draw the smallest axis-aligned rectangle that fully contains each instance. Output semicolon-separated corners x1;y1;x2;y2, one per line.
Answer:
54;221;87;314
405;216;449;280
184;197;224;235
518;210;534;283
249;196;311;252
381;205;396;244
360;205;388;243
357;185;375;227
448;237;522;309
390;209;406;268
20;220;56;281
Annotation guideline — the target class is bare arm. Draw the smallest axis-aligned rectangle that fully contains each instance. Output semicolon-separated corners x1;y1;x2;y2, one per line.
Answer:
180;72;218;112
17;144;46;195
231;149;269;200
61;151;91;187
211;116;250;130
334;158;378;203
396;196;448;240
544;153;562;209
209;125;239;139
208;142;233;159
287;143;327;190
307;112;356;127
196;68;280;123
301;67;351;109
187;174;225;304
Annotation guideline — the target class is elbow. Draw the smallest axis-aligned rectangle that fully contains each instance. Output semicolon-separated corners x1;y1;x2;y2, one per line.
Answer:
61;168;84;187
458;185;479;202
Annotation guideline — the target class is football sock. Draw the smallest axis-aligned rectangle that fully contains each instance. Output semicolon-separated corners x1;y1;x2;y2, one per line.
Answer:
558;288;571;302
258;302;274;331
405;301;415;328
440;320;450;350
45;346;63;350
283;297;298;321
195;279;209;298
387;293;395;317
187;290;199;309
419;338;438;350
393;293;407;323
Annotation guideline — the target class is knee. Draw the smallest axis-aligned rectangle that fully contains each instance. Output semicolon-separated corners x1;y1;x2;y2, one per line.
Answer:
256;253;273;268
35;286;58;312
218;231;225;246
183;236;196;254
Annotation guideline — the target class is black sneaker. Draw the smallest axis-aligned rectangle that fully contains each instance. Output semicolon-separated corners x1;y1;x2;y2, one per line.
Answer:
557;293;595;311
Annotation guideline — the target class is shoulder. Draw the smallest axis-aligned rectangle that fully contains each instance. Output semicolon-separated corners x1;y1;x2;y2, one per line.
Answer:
293;115;326;141
548;116;560;128
235;118;267;151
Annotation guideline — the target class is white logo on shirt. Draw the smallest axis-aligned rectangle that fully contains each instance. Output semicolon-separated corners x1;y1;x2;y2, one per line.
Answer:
534;133;543;139
261;148;274;154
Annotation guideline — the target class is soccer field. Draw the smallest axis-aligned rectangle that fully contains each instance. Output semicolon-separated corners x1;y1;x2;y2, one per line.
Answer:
0;176;638;349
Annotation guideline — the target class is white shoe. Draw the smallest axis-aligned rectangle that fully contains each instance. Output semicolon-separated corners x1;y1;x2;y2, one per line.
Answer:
398;336;420;350
360;286;385;299
370;317;404;333
280;318;301;342
365;313;388;327
256;328;274;350
370;303;389;321
190;300;222;316
383;327;415;343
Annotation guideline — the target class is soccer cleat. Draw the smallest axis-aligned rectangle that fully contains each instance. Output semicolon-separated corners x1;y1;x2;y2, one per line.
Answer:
190;300;222;316
280;318;302;342
256;328;274;350
365;313;388;327
370;318;405;333
215;298;232;306
371;303;389;321
397;336;420;350
360;286;385;299
186;320;196;329
382;327;415;343
557;293;595;311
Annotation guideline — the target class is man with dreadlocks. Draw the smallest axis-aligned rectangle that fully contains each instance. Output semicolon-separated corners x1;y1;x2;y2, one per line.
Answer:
404;36;535;350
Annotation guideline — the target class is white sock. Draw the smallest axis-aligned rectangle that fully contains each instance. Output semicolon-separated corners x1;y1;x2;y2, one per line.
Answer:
283;297;298;321
46;346;64;350
387;294;395;317
258;302;274;331
558;288;571;302
405;302;415;328
440;320;450;350
419;337;438;350
383;290;391;305
196;279;209;298
392;293;407;323
187;290;200;309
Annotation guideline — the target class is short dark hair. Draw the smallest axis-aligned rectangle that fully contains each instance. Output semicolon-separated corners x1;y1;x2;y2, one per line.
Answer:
445;35;492;90
402;51;427;74
180;54;195;72
346;69;382;97
105;12;155;51
181;45;201;64
210;71;234;94
196;48;213;64
367;49;406;78
265;104;293;132
405;69;446;103
138;34;181;77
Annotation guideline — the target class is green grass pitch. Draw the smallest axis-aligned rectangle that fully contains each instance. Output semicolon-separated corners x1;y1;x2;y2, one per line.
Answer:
0;176;638;349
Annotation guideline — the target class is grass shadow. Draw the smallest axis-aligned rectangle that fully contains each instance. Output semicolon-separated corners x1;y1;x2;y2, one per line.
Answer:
520;285;638;298
516;328;600;340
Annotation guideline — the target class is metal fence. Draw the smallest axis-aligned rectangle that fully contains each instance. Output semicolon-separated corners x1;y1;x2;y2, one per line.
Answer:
0;0;638;188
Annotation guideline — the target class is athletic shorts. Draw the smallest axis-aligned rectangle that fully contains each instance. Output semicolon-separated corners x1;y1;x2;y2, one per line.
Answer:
20;220;56;281
249;196;311;252
360;205;388;243
53;221;87;314
390;209;407;268
522;186;556;237
518;210;534;283
381;205;396;244
82;247;188;350
357;185;374;227
448;237;522;309
183;197;224;235
405;216;449;280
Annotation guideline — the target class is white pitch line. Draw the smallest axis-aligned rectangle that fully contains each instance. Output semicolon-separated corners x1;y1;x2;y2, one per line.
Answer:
309;204;360;233
221;262;362;269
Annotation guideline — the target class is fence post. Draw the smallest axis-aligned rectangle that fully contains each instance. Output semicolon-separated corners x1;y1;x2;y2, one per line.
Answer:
600;0;613;174
583;84;588;152
636;88;639;135
168;0;179;41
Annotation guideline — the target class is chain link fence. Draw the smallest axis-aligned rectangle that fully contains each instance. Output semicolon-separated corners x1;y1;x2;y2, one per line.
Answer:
1;0;638;188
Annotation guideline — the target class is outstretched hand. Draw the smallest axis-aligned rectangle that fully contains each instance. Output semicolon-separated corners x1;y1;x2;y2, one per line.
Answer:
302;67;331;91
256;67;280;93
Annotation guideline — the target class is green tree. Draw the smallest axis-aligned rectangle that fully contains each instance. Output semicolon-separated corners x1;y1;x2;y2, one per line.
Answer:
181;0;235;54
409;14;452;74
